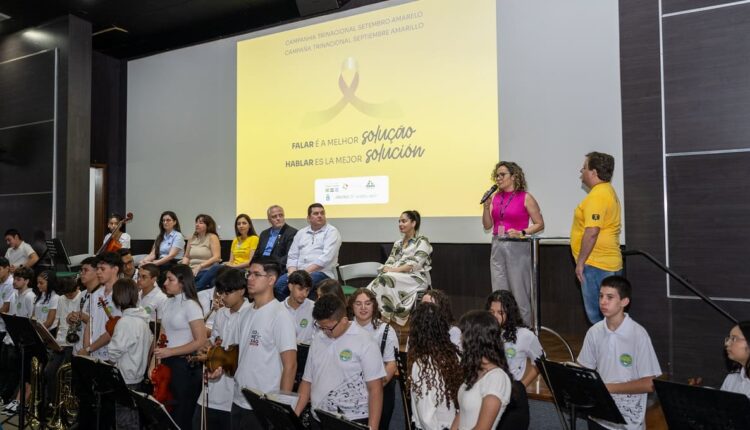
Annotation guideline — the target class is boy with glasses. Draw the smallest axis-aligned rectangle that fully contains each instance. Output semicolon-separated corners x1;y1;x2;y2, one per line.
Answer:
294;294;385;430
209;258;297;429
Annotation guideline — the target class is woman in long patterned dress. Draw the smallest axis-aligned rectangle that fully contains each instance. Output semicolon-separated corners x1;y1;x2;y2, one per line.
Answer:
368;210;432;325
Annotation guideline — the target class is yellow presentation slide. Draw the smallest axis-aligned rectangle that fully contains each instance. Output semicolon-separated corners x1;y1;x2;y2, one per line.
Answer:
237;0;498;218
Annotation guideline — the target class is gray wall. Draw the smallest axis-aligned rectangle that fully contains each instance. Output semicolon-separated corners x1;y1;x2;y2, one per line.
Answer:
126;0;624;243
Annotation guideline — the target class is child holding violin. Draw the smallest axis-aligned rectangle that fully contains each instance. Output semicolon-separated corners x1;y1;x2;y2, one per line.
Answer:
108;278;152;430
79;252;123;361
192;268;250;430
154;264;207;430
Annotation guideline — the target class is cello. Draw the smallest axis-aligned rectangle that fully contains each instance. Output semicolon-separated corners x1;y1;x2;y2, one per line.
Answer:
97;212;133;255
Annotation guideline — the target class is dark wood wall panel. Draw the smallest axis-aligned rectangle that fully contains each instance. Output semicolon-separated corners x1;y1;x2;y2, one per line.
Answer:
0;122;54;194
0;15;92;255
663;4;750;153
621;0;750;383
662;0;744;15
619;0;672;376
0;51;55;128
671;299;750;387
667;153;750;298
0;194;53;242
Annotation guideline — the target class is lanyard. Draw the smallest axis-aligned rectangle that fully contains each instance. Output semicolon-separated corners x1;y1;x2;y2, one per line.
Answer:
496;192;517;222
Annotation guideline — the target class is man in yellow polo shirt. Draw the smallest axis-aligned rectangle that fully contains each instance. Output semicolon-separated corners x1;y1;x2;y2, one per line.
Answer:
570;152;622;324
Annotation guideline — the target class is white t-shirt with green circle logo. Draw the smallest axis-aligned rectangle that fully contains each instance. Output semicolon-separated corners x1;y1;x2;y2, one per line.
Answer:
503;327;543;381
577;314;662;430
283;297;316;344
138;286;167;323
34;291;60;330
4;288;36;345
303;322;386;421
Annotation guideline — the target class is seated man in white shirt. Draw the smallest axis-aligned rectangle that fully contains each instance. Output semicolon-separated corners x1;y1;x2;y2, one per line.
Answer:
294;294;385;430
3;229;39;273
274;203;341;301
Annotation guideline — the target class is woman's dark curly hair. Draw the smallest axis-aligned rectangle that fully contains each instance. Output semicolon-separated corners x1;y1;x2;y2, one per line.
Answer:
348;288;382;329
423;289;455;325
458;310;510;390
725;320;750;379
485;290;526;344
407;303;462;409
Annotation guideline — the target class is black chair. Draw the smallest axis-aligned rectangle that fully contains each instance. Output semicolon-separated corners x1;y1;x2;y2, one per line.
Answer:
496;380;529;430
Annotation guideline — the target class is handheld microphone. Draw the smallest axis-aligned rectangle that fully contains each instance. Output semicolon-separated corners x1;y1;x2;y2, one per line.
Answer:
479;185;498;204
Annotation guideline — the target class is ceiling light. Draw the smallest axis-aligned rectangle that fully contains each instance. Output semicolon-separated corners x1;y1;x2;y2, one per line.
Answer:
0;13;11;22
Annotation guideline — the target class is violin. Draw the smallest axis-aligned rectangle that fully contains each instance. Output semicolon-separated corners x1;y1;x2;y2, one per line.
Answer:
97;212;133;255
190;337;240;377
98;297;121;336
151;333;174;411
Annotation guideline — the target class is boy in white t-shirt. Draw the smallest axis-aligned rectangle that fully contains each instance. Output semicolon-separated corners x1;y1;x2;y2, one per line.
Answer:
294;294;386;430
192;268;251;429
136;263;167;323
577;276;662;430
0;267;38;413
208;258;297;429
284;270;316;345
79;252;123;361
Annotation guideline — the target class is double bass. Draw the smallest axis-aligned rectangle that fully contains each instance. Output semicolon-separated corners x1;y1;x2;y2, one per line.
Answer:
97;212;133;255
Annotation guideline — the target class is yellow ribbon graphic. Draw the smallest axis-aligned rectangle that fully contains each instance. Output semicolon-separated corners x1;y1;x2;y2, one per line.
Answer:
301;57;402;128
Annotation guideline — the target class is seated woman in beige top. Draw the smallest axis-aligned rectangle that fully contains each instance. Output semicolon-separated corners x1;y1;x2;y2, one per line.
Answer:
180;214;221;291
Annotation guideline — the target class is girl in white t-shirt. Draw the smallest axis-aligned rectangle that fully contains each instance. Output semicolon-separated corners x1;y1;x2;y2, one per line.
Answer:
34;270;60;333
153;264;206;430
452;310;513;430
421;289;462;349
486;290;543;386
407;302;461;430
721;321;750;399
349;288;399;430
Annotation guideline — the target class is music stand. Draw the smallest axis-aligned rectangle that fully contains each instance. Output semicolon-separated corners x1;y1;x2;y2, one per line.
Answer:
654;379;750;430
536;358;625;430
315;409;370;429
30;318;62;352
130;390;180;430
43;238;72;271
72;356;135;430
242;388;306;430
1;314;47;430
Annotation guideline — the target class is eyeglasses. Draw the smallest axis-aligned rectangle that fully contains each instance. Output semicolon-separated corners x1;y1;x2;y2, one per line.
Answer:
244;271;269;279
494;172;510;179
725;336;747;344
314;319;341;333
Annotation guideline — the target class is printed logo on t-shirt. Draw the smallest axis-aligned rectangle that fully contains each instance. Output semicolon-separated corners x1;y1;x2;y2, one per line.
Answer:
592;214;600;220
339;349;353;362
505;347;517;359
16;302;22;310
619;353;633;368
300;318;309;328
144;305;153;315
249;330;261;347
42;306;49;313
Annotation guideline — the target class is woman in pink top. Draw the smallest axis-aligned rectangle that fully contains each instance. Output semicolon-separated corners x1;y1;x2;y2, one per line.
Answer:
481;161;544;326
